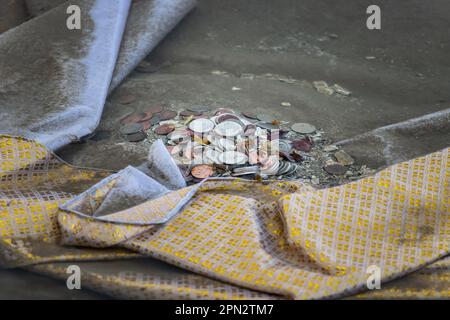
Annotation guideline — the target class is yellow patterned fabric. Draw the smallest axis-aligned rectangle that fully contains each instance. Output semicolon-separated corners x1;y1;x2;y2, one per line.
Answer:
1;135;449;299
0;136;139;268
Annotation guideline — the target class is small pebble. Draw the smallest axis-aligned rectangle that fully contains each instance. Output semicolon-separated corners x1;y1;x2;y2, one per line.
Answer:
324;163;347;175
334;150;355;166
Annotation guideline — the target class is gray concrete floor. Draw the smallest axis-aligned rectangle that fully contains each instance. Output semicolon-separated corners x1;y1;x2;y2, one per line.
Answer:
2;0;449;299
59;0;450;170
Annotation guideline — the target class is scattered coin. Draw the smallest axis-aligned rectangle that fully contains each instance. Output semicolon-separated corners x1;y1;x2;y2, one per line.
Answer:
140;120;153;131
215;121;243;137
291;123;317;134
242;111;258;120
149;116;161;126
217;113;241;123
120;123;143;135
243;124;257;136
168;130;192;141
217;138;236;151
118;94;137;105
116;101;365;184
219;151;248;165
126;131;147;142
154;124;176;135
214;108;235;116
278;140;292;154
334;150;355;166
324;163;347;175
280;152;295;162
260;156;279;175
159;110;177;121
120;112;146;124
292;138;313;152
180;110;202;117
248;149;259;164
139;112;153;122
189;119;215;133
277;161;297;176
191;165;215;179
204;148;222;164
146;105;164;114
232;166;259;176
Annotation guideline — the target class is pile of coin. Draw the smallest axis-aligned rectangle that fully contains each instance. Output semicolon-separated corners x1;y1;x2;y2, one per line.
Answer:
117;102;358;183
155;108;323;181
119;105;176;142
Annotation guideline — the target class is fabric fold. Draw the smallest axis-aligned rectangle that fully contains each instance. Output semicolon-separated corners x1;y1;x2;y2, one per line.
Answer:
56;147;449;299
0;0;197;150
1;135;449;298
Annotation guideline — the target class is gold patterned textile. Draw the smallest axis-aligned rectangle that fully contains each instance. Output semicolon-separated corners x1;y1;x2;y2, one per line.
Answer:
0;136;139;268
1;135;449;299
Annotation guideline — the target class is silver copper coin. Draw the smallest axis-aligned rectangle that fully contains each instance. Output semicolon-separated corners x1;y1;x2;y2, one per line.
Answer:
120;112;146;124
126;131;147;142
217;113;240;123
219;151;248;165
256;122;279;130
139;111;153;122
120;123;143;135
278;140;292;154
159;110;178;121
154;124;176;135
214;121;243;137
292;138;313;152
180;110;202;117
189;119;215;133
241;112;258;120
291;122;317;134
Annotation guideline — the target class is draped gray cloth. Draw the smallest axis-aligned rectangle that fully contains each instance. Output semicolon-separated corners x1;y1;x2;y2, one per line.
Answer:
0;0;196;150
